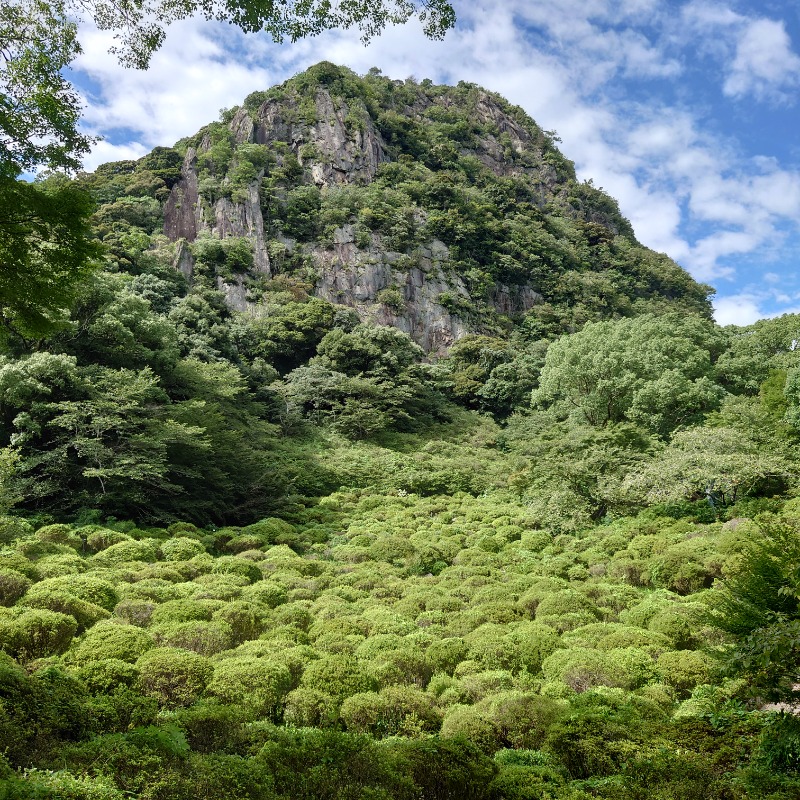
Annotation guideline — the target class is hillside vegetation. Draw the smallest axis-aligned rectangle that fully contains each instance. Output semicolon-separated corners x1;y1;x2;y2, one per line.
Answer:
2;64;800;799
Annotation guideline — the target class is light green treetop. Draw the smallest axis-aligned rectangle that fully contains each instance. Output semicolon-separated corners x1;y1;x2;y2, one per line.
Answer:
532;313;727;436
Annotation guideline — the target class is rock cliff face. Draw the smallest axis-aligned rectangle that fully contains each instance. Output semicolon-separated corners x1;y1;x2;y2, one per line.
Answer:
160;63;707;352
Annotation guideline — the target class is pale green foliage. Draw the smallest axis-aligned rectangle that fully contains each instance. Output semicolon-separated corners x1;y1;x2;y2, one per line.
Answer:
71;656;140;694
151;619;234;656
475;691;564;749
30;574;118;610
283;687;339;727
92;539;161;566
541;646;655;692
19;584;110;631
716;313;800;393
0;450;19;513
300;654;379;698
0;515;33;544
207;657;293;716
137;646;214;707
532;313;726;434
656;649;715;696
0;607;77;659
161;536;206;561
1;57;799;794
70;619;154;663
14;769;125;800
440;704;501;754
340;685;440;736
622;425;792;506
0;567;30;606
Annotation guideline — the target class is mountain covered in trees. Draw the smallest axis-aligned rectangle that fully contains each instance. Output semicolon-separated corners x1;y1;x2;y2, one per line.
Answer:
87;61;711;352
2;63;800;799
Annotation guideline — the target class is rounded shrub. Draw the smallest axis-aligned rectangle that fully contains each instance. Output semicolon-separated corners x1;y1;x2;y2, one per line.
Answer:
35;524;83;550
81;526;131;553
242;517;299;547
283;687;340;727
212;601;267;643
300;654;379;698
207;657;293;717
137;646;214;708
19;586;110;631
477;691;565;749
72;658;140;694
440;704;501;754
647;609;693;649
426;637;469;675
149;598;214;626
241;580;289;608
33;553;86;579
151;619;234;656
113;599;156;627
70;620;154;663
211;556;263;583
505;621;563;674
32;575;119;610
161;536;206;561
341;685;440;737
657;650;716;696
92;539;161;566
0;567;31;606
0;608;77;659
535;590;601;622
339;690;389;735
457;669;515;702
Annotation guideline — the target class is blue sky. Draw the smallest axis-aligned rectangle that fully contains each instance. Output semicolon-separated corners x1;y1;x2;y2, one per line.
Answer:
68;0;800;325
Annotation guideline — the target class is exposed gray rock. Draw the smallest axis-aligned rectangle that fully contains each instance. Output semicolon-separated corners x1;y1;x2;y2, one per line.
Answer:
217;275;249;312
161;79;552;353
491;284;542;316
163;148;201;241
250;89;389;186
173;239;194;279
209;184;270;275
311;231;472;354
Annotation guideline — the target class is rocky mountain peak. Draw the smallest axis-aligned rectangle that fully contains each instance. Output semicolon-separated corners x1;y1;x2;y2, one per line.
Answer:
159;62;710;353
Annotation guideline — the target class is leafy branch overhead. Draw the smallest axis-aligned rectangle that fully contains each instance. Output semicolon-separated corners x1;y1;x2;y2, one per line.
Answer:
85;0;456;68
0;0;93;177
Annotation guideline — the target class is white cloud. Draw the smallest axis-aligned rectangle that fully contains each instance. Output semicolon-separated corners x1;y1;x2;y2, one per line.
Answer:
723;19;800;99
81;140;149;171
724;18;800;101
681;4;800;103
74;19;274;149
713;293;764;326
681;1;742;33
713;282;800;325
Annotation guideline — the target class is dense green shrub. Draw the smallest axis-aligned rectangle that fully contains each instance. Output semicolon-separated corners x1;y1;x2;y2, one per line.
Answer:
207;658;293;717
137;647;214;707
0;568;31;606
0;609;77;659
70;621;154;663
72;658;140;694
0;516;34;545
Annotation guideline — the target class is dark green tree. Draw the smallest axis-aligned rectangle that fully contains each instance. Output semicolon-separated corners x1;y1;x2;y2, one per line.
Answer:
0;176;99;346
